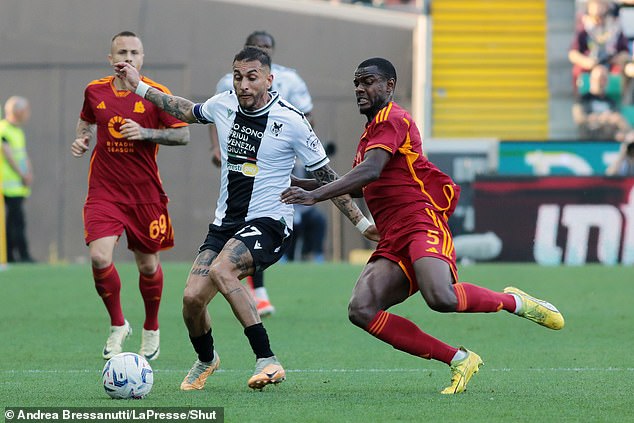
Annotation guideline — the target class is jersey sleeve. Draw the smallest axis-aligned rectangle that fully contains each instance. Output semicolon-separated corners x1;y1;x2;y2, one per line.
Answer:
285;72;313;114
192;94;221;124
292;116;329;171
79;86;96;124
215;74;233;95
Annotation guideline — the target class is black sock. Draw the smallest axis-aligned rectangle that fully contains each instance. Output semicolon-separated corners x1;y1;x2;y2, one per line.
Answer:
252;271;264;289
244;323;274;359
190;329;214;362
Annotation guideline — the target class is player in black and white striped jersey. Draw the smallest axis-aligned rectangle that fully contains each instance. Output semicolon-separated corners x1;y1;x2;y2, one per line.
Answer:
210;30;315;317
114;46;378;391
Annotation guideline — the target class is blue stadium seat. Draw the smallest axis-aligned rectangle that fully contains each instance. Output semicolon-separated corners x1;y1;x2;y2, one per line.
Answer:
620;104;634;126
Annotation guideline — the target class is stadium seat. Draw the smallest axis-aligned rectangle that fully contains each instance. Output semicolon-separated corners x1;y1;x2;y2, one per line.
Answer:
576;72;623;104
620;104;634;126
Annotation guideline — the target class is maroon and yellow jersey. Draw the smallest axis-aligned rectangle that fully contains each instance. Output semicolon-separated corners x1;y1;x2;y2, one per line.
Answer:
80;75;187;204
353;102;460;235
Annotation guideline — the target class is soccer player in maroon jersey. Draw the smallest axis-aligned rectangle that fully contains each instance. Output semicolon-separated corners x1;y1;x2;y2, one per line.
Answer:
281;58;565;394
71;31;189;362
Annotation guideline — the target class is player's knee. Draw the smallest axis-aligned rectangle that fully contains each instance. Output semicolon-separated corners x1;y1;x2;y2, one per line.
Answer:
348;300;375;329
182;291;206;316
425;291;458;312
90;251;111;268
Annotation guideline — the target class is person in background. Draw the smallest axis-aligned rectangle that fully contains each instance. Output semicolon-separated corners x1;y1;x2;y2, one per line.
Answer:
71;31;190;361
210;30;316;316
1;96;34;264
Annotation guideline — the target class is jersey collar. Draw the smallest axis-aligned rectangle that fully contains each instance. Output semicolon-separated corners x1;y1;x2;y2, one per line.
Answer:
238;91;279;117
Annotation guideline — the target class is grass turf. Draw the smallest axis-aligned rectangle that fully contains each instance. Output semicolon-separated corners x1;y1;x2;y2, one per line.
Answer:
1;262;633;422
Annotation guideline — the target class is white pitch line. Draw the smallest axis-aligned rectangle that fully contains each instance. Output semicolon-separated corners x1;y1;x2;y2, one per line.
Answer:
1;367;633;374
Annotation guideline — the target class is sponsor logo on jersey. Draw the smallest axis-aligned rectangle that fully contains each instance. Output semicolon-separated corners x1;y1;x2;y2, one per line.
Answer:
97;101;106;110
107;115;126;139
227;162;259;177
271;122;283;136
227;109;234;118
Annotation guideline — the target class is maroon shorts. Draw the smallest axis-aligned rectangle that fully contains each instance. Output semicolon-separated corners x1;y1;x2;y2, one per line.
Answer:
371;206;458;297
83;199;174;253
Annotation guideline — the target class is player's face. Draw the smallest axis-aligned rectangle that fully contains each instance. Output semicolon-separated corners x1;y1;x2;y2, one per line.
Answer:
245;35;274;58
109;36;144;72
233;59;273;110
354;66;394;118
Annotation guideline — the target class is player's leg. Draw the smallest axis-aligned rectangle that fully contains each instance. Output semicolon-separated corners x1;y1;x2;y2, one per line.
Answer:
89;235;131;359
181;249;222;391
248;271;275;317
349;258;460;365
133;250;162;360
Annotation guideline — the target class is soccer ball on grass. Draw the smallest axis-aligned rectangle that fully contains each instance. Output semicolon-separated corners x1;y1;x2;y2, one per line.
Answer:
102;352;153;399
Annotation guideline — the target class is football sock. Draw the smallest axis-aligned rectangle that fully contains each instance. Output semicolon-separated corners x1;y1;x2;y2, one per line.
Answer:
451;349;468;363
190;329;214;362
251;271;264;289
93;263;125;326
367;310;457;365
244;323;274;359
453;282;516;313
139;264;163;331
254;288;269;301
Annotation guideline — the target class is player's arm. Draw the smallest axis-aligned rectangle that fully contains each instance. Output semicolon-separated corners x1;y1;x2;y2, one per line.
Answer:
282;148;390;204
114;62;197;123
303;163;379;241
119;119;190;146
208;124;221;167
71;118;96;157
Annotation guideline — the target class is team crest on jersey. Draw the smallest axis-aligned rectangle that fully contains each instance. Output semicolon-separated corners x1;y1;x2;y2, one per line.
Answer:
270;122;283;136
134;101;145;113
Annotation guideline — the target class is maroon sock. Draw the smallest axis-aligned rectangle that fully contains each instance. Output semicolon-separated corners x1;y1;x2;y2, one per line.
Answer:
93;263;125;326
139;264;163;331
453;282;516;313
367;310;457;365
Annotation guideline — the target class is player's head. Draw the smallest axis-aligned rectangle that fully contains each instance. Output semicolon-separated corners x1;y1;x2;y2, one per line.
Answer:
244;31;275;59
109;31;144;72
4;96;30;126
354;58;397;119
233;46;273;111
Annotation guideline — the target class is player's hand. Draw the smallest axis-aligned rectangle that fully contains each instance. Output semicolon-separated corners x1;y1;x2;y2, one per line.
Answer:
280;186;317;206
362;224;380;242
119;119;144;140
211;148;221;167
113;62;140;92
21;171;34;187
71;136;90;157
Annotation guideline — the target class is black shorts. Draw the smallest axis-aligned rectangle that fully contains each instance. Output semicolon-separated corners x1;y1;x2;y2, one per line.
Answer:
198;217;293;272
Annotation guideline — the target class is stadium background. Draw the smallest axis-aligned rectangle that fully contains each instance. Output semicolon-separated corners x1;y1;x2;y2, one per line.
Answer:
0;0;629;265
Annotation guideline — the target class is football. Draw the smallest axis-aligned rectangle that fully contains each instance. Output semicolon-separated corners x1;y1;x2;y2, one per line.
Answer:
102;352;153;399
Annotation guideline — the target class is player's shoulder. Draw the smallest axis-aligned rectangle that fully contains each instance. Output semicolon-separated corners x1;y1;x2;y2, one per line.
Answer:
141;76;172;95
85;76;114;89
375;102;409;124
272;63;304;80
275;96;305;120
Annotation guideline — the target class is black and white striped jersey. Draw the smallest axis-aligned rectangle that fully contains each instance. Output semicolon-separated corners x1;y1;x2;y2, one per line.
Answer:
193;91;328;229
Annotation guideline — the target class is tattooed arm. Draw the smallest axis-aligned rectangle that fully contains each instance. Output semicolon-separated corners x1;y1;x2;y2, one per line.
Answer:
119;119;190;146
113;62;197;123
71;119;96;157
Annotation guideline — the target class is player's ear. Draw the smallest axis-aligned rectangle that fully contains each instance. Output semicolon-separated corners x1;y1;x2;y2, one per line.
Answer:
267;73;274;90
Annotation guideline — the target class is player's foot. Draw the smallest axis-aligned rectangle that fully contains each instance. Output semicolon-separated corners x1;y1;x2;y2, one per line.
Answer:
441;348;483;394
139;328;160;361
180;351;220;391
504;286;565;330
247;356;286;390
102;320;132;360
256;298;275;317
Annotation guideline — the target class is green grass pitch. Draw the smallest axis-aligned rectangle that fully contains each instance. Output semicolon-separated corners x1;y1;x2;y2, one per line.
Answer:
1;262;633;422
